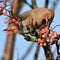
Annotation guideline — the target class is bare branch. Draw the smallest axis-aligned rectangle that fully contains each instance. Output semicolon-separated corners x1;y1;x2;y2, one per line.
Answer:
52;0;59;10
32;0;37;8
52;25;60;30
34;44;40;60
24;0;33;9
45;0;49;8
2;0;24;60
12;0;24;17
2;31;16;60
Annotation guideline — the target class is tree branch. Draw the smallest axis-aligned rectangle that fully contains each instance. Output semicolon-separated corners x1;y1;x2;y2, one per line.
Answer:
32;0;37;9
2;0;24;60
12;0;24;17
2;31;16;60
34;44;40;60
24;0;33;9
45;0;49;8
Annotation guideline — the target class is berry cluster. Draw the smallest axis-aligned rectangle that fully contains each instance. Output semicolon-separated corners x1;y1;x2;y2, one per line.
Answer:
0;0;11;15
0;0;19;36
37;25;58;46
6;18;19;36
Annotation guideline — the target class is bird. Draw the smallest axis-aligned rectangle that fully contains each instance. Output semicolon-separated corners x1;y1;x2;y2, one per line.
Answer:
18;8;54;35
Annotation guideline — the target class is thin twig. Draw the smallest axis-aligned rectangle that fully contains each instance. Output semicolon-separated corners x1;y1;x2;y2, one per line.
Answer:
24;0;33;9
52;0;59;9
32;0;37;8
56;41;60;54
52;25;60;30
34;44;40;60
45;0;49;8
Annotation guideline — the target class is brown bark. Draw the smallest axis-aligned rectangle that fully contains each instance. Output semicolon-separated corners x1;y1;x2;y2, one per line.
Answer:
2;32;15;60
34;44;40;60
32;0;37;8
12;0;24;17
2;0;24;60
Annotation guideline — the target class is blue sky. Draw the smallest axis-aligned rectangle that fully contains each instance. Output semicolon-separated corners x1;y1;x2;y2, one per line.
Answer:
0;0;60;60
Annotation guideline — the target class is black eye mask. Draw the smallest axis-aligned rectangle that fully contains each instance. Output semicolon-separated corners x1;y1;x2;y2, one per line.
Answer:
42;19;46;25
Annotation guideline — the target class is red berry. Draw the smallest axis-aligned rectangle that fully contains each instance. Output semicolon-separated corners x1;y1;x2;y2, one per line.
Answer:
45;26;49;32
6;32;10;36
3;12;7;16
7;26;13;31
12;18;16;23
47;38;50;43
43;43;47;46
37;38;42;43
53;32;57;37
40;28;45;34
42;33;47;38
15;21;19;25
4;20;8;24
51;36;54;39
11;26;14;30
40;43;43;46
37;38;43;44
14;29;18;34
49;33;52;37
2;3;6;8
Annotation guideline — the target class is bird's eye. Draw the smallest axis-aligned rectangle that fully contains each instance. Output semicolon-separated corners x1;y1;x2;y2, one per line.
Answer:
42;19;46;25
